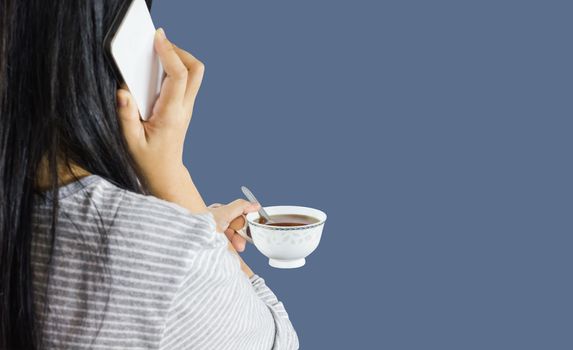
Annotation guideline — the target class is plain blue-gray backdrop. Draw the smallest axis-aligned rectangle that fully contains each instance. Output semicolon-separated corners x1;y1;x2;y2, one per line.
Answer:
153;1;572;349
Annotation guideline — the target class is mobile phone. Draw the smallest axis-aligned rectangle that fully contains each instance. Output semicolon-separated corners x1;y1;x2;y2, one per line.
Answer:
103;0;164;121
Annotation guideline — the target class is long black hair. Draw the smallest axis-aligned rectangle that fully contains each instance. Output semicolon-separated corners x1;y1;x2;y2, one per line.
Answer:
0;1;151;348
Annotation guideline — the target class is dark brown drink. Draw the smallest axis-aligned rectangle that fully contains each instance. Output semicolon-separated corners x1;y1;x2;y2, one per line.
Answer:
258;214;319;227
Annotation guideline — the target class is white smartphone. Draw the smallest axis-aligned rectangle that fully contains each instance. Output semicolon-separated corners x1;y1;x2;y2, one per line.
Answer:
103;0;164;121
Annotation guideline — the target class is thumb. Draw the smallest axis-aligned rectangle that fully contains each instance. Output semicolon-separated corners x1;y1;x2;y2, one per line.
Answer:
225;199;260;222
116;89;145;147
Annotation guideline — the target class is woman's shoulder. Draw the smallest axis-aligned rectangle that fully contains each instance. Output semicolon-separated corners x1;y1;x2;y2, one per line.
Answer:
58;174;224;254
47;175;229;328
99;176;221;244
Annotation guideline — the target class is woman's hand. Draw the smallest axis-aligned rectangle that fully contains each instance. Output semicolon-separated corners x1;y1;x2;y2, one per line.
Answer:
116;28;204;203
208;200;260;252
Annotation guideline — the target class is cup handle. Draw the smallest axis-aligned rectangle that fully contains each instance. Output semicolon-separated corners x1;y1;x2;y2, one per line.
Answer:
236;225;253;244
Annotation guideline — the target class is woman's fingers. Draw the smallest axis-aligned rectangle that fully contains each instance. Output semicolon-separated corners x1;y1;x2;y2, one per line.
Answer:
173;44;205;114
224;228;247;252
224;228;235;241
229;215;246;231
153;28;187;111
224;199;260;223
116;88;145;148
232;234;246;252
243;203;261;214
210;199;258;251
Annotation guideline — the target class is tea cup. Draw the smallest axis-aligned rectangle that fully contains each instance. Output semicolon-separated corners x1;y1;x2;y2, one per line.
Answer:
237;205;327;268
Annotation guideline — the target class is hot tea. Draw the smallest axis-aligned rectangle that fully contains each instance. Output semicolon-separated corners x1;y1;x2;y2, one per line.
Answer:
258;214;319;227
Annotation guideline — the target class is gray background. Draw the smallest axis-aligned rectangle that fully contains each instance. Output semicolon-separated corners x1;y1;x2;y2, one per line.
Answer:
154;1;572;348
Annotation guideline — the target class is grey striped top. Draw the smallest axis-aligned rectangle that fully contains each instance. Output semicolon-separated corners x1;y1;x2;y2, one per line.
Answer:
31;174;299;349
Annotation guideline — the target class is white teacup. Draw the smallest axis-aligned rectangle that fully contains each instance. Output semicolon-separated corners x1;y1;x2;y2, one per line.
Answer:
237;206;327;269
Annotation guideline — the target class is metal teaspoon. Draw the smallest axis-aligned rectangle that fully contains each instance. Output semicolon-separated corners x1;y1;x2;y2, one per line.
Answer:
240;186;274;224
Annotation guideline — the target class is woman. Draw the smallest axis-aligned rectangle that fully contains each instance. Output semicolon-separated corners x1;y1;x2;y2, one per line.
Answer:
0;1;299;349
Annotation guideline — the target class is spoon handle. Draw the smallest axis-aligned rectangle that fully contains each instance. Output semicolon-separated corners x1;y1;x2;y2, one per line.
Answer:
241;186;274;223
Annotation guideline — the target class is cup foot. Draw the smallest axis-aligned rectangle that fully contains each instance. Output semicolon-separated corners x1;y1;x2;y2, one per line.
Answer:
268;258;305;269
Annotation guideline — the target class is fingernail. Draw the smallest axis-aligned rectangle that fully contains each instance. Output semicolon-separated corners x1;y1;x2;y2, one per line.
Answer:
157;27;166;39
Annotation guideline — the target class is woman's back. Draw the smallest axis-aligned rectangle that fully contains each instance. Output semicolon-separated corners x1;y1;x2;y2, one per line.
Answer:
1;2;298;348
31;175;298;349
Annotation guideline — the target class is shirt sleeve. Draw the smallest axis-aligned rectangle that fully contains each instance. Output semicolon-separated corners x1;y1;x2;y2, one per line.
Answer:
157;210;299;350
249;274;300;350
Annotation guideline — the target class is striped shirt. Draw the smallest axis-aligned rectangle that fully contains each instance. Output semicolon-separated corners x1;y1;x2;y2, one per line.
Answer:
31;174;299;349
